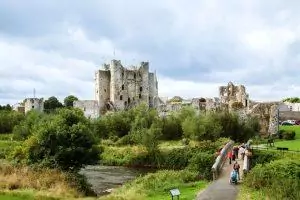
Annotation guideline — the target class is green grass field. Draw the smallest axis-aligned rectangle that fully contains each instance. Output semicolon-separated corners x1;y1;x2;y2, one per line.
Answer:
275;125;300;151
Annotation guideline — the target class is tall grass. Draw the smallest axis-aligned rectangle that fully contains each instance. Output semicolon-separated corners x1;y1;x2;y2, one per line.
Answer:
0;163;80;199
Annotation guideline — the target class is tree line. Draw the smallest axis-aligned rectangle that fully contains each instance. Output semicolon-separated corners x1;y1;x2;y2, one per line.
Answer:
1;103;260;173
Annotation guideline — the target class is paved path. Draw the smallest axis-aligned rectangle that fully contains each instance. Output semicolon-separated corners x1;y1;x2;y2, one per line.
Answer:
196;157;244;200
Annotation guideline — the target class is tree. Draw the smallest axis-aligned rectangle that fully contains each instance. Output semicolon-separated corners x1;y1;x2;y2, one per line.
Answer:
44;96;63;112
0;110;24;133
12;110;45;140
64;95;79;107
13;108;102;172
0;104;12;111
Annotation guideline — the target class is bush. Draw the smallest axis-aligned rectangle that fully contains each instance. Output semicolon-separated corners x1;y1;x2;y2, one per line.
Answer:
250;150;280;168
12;110;45;140
12;108;102;172
187;152;215;180
0;110;24;134
282;130;296;140
244;159;300;200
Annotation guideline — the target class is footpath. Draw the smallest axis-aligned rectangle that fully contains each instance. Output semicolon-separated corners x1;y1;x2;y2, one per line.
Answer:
196;157;244;200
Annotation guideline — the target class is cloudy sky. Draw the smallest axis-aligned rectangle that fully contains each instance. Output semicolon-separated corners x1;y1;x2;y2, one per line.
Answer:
1;0;300;105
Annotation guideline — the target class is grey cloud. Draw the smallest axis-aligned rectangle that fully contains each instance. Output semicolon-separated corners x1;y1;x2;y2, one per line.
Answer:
1;0;300;104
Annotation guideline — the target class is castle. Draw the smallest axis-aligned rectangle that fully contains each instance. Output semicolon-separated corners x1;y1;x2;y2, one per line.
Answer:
73;59;159;117
95;60;159;112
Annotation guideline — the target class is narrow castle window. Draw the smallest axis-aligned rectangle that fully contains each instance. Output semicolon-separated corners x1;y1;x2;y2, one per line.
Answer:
122;84;124;90
134;73;136;79
128;98;131;103
139;94;142;99
32;105;34;109
124;101;127;106
140;87;143;92
120;95;123;100
104;89;106;92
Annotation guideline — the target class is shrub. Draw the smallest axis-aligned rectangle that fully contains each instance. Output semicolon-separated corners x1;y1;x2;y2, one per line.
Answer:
0;110;24;134
282;130;296;140
187;152;215;180
12;108;102;172
250;150;280;168
12;110;45;140
244;159;300;200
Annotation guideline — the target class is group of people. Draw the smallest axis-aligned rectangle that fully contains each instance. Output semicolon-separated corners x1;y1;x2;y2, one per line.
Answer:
227;144;248;184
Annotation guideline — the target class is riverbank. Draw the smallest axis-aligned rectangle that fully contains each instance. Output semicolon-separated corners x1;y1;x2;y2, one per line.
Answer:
99;170;208;200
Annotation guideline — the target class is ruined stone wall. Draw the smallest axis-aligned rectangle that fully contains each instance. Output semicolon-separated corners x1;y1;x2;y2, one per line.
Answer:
219;82;249;110
148;72;158;108
24;98;44;113
140;62;150;106
95;69;110;111
248;102;279;136
73;100;100;119
109;60;123;110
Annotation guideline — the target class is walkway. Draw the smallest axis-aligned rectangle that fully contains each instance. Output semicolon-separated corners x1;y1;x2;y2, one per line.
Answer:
196;157;244;200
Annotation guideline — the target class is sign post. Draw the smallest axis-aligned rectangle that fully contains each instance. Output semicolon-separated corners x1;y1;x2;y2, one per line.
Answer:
170;188;180;200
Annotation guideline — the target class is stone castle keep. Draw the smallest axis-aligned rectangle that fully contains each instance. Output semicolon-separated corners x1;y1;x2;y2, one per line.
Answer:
95;60;159;112
73;59;159;117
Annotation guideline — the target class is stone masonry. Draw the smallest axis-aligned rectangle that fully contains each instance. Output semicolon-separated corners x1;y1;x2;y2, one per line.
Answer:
95;60;159;113
24;98;44;113
219;82;249;110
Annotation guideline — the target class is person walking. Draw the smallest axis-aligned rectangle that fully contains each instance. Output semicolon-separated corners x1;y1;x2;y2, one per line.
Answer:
233;146;239;159
233;161;240;180
227;150;233;164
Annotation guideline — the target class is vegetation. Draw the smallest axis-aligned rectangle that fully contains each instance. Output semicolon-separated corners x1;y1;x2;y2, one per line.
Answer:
99;170;208;200
0;102;261;199
243;159;300;200
11;108;102;172
0;110;24;134
44;96;64;113
64;95;79;107
282;97;300;103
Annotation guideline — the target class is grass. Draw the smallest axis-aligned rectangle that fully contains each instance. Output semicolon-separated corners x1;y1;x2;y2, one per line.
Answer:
0;163;82;199
237;186;267;200
99;170;208;200
255;125;300;151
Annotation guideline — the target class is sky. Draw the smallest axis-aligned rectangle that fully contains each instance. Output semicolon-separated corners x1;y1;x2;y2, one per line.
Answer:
1;0;300;105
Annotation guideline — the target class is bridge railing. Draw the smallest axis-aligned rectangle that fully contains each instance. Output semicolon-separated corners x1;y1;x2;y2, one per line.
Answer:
212;140;234;180
243;140;252;174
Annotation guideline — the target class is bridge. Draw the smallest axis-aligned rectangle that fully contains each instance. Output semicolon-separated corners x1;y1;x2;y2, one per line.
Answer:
196;140;251;200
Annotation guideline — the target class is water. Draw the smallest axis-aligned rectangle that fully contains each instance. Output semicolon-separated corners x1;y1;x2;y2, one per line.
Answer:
80;165;153;195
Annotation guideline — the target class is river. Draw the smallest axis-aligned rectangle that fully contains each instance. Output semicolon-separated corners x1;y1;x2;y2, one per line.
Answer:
80;165;153;196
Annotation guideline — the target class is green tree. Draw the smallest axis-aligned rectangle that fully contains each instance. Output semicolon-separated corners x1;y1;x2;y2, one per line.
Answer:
44;96;63;113
13;108;101;172
196;112;222;141
64;95;79;107
0;104;12;111
0;110;24;133
12;110;46;140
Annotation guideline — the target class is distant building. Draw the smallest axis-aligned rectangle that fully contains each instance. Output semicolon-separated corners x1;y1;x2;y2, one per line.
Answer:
279;102;300;112
24;98;44;113
13;103;25;114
